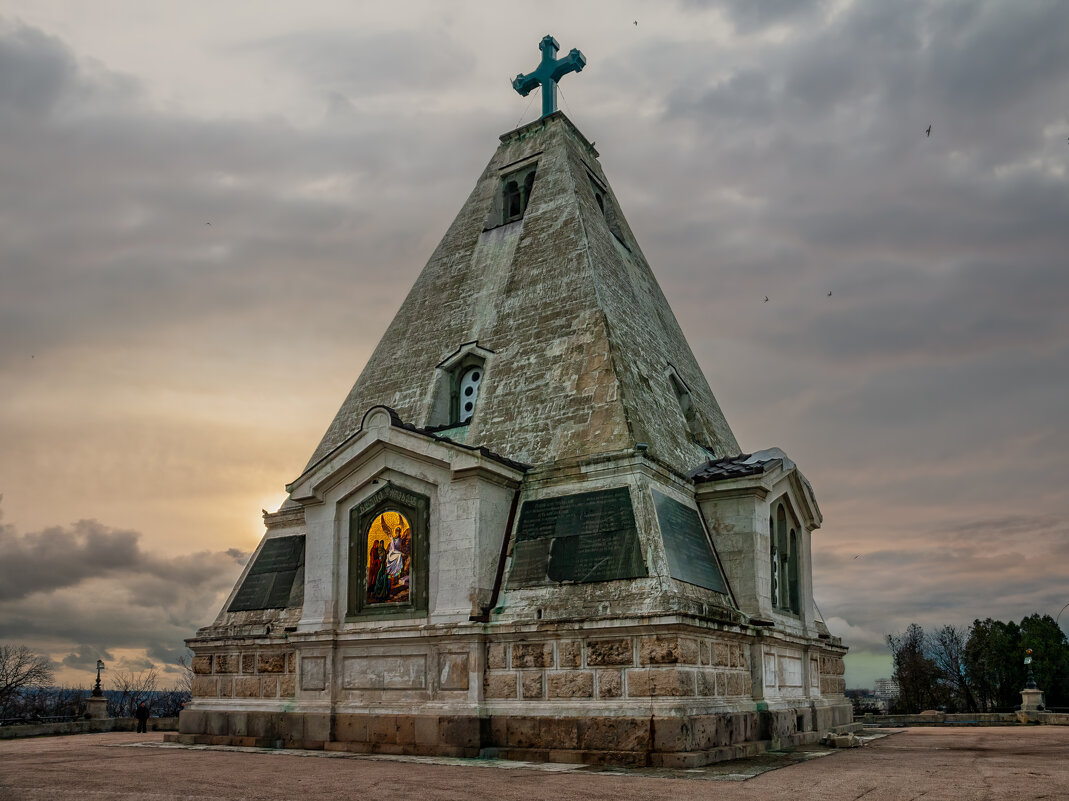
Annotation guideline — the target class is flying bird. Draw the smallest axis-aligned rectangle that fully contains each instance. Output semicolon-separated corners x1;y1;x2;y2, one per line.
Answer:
926;124;932;137
634;20;638;26
853;554;861;559
205;222;212;226
827;291;832;297
763;296;769;303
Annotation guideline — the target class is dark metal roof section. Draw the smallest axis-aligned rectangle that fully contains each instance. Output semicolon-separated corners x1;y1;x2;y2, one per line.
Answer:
688;452;768;483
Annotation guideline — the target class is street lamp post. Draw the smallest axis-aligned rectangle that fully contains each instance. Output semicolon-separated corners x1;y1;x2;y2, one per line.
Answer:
92;659;105;697
1018;648;1044;720
85;659;108;720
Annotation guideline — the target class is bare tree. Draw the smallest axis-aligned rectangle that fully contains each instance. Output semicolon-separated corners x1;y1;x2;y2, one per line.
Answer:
0;644;55;718
107;669;159;718
174;653;193;696
151;654;193;717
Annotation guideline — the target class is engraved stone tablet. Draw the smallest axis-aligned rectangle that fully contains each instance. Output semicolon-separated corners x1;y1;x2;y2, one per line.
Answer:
653;490;728;593
508;487;646;587
228;535;305;612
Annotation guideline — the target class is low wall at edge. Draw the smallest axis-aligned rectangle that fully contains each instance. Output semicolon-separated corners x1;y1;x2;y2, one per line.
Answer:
864;712;1069;727
0;717;179;740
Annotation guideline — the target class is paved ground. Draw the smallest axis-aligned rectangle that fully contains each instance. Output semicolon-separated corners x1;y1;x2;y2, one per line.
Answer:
1;726;1067;800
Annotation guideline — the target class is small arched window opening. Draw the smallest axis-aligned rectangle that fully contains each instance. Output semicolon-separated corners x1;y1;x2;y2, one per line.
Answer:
776;504;789;610
493;163;538;227
504;181;522;220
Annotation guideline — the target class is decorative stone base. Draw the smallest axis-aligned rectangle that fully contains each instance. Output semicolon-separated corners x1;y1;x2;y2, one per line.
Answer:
84;696;108;720
168;704;852;767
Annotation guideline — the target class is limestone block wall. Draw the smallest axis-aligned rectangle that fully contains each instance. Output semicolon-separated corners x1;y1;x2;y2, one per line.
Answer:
317;639;481;707
191;648;297;701
819;653;847;696
699;490;765;617
482;633;752;704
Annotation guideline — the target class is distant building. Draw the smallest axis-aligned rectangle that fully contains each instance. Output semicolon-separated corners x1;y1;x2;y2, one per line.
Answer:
874;678;899;703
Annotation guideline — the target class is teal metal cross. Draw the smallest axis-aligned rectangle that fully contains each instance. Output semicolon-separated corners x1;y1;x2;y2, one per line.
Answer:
512;35;587;118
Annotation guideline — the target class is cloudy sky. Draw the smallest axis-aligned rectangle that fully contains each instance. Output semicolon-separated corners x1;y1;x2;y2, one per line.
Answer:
1;0;1067;689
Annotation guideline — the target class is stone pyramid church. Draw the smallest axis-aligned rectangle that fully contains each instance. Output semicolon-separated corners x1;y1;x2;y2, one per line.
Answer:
176;37;852;765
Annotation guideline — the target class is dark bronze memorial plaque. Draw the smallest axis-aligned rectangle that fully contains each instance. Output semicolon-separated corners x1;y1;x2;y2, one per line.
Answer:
653;490;728;593
228;535;305;612
508;487;647;587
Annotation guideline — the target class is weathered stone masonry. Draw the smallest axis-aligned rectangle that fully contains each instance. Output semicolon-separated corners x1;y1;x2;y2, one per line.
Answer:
175;111;854;765
190;650;297;700
483;635;753;700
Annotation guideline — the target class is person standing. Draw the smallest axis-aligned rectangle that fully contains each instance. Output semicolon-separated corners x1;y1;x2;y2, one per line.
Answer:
134;701;150;733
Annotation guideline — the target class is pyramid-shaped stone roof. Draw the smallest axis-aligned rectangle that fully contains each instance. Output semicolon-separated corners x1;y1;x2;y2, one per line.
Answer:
303;112;739;477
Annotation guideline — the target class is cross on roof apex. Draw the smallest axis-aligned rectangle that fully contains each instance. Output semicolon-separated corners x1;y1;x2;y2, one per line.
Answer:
513;34;586;119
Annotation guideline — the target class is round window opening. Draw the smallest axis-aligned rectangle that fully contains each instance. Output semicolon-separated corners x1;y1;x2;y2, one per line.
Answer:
458;366;483;424
366;510;411;605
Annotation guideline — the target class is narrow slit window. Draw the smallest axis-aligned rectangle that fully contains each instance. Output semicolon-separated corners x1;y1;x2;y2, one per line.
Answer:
668;369;703;442
588;174;627;246
769;513;778;606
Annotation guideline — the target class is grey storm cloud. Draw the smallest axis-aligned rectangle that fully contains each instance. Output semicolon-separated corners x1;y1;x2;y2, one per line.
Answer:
61;644;114;670
0;517;140;601
0;500;246;677
0;20;77;115
0;503;248;603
